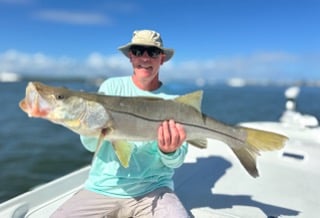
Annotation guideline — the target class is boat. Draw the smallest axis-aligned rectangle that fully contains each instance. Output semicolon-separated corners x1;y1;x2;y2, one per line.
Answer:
0;72;21;82
0;86;319;218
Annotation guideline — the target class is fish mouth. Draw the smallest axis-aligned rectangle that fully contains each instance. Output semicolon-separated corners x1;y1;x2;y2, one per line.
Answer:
19;82;52;118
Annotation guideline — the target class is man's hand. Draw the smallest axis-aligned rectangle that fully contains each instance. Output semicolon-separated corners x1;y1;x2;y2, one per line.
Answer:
158;119;186;154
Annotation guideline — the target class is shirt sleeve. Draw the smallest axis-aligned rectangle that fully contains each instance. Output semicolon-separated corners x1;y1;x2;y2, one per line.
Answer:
98;78;119;95
80;135;99;152
157;142;188;168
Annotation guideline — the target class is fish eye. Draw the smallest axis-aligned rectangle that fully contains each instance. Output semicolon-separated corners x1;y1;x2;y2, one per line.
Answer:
56;94;65;100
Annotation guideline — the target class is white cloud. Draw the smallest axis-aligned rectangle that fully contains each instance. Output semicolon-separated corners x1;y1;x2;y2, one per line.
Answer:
0;50;318;83
168;52;303;83
0;50;130;78
0;50;79;77
207;52;297;73
85;52;131;77
33;9;111;25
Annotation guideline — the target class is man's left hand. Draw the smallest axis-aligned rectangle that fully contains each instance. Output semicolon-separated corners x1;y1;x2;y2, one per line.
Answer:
158;119;186;154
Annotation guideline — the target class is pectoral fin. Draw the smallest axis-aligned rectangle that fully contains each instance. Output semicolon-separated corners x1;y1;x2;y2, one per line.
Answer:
65;119;81;128
93;127;113;160
112;140;134;168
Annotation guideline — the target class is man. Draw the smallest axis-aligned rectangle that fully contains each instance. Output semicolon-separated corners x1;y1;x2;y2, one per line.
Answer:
51;30;190;218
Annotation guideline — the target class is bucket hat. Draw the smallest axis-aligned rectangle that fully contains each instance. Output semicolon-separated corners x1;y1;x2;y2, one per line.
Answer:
118;30;174;62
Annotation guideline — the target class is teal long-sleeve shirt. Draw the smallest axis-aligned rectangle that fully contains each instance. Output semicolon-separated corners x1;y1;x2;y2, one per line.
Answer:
81;76;188;198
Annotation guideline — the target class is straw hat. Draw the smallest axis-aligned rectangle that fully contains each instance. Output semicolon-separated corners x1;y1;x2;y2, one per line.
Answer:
118;30;174;62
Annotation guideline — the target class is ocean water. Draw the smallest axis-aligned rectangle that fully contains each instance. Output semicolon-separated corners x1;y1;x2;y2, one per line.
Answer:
0;80;319;203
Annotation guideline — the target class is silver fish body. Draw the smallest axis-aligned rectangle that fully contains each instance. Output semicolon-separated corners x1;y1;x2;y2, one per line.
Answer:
19;82;288;177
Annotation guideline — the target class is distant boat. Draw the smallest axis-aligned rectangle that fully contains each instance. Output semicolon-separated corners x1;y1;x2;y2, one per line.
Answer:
227;77;246;87
0;72;21;82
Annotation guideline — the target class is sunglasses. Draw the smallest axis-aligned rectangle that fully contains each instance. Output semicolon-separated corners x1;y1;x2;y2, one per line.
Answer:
130;46;163;58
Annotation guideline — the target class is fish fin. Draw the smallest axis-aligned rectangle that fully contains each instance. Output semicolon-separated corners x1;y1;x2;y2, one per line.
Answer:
112;140;134;168
231;147;259;177
174;91;203;113
92;132;106;160
65;120;81;128
187;138;207;149
232;127;288;178
244;127;288;151
93;127;113;160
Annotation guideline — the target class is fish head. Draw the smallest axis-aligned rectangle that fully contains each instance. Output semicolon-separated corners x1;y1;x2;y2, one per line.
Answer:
19;81;85;121
19;82;56;118
19;82;108;135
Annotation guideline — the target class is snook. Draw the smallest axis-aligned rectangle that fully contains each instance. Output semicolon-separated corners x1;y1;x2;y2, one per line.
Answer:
19;82;288;177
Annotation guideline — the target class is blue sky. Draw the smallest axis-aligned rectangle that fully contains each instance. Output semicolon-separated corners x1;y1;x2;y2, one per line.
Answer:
0;0;319;84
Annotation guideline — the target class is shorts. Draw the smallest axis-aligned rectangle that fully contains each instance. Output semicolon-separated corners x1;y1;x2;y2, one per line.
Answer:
50;187;190;218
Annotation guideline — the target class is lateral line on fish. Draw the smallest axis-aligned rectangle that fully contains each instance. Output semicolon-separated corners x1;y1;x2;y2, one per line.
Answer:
107;109;246;144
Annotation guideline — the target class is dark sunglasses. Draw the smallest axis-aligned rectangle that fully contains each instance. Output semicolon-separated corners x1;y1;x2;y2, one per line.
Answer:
130;46;163;58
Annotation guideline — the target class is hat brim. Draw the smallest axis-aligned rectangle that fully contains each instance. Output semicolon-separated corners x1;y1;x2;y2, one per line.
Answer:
118;43;174;62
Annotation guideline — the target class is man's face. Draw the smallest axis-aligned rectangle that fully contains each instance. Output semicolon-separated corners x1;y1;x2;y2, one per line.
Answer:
129;46;165;80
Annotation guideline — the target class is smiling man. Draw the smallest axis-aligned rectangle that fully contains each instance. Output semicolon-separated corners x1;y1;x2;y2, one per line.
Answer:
51;30;190;218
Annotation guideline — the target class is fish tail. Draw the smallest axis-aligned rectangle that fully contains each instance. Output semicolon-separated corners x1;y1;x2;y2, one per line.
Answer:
232;127;288;178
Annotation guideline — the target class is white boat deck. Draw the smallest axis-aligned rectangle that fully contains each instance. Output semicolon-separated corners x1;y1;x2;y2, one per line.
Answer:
1;126;319;218
179;138;319;218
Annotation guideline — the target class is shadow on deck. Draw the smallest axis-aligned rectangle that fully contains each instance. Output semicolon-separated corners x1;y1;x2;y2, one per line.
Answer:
174;156;300;217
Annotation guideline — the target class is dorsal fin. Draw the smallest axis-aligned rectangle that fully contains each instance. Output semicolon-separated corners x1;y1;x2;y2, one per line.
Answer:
174;90;203;113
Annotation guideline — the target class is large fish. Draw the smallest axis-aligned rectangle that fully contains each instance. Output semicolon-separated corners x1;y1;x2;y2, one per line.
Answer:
19;81;288;177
